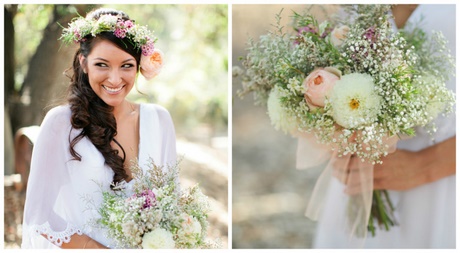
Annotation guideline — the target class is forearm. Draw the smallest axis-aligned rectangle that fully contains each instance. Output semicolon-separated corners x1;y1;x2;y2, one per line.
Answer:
419;136;456;184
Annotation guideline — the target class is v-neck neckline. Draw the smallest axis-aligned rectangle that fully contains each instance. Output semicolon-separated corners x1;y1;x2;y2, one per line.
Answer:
124;103;143;184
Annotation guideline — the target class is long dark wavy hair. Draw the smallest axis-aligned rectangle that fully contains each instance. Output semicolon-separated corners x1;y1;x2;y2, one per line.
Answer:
67;8;142;188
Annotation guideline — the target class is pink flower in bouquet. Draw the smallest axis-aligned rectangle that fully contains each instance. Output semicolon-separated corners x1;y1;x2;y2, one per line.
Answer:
133;189;156;209
298;25;318;35
140;48;164;80
142;189;156;209
303;67;341;109
364;26;377;43
330;25;350;46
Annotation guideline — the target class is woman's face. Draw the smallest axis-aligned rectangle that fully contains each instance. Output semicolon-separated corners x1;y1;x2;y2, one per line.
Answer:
80;39;137;108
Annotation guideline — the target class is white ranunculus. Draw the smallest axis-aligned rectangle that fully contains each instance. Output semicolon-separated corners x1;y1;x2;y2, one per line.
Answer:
416;75;449;122
267;87;297;134
180;213;202;236
330;73;382;128
141;227;175;249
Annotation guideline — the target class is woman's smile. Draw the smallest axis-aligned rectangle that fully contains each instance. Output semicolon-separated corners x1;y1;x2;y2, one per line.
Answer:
102;85;126;94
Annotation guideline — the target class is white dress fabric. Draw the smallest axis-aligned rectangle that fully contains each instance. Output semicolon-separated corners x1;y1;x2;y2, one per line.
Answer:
313;5;456;248
21;103;177;249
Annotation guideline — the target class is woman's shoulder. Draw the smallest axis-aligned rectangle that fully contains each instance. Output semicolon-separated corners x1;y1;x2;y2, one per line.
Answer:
140;103;176;134
140;103;173;121
41;104;72;128
140;103;169;114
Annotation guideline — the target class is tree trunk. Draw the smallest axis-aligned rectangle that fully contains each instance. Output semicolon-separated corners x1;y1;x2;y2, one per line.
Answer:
4;5;17;104
4;6;17;176
9;5;94;134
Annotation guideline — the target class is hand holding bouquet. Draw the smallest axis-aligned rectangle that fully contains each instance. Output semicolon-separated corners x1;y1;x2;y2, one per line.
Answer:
95;159;219;249
235;5;455;238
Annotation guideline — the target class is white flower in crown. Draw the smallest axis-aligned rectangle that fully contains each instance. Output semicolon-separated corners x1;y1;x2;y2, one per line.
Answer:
92;15;119;35
140;48;164;80
70;18;92;41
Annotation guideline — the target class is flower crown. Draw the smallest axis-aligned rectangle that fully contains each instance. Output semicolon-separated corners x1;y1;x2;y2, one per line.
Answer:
60;13;164;80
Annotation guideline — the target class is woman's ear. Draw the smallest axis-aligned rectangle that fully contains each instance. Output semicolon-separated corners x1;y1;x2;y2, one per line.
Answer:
79;54;87;74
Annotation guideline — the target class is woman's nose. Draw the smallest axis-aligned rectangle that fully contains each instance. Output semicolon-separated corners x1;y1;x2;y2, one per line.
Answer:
108;69;122;85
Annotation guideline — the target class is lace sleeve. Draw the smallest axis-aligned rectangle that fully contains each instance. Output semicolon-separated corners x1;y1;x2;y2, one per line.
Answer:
29;222;83;247
21;106;85;248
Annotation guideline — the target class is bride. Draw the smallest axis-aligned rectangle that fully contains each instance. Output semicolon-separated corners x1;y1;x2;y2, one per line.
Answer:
21;8;177;249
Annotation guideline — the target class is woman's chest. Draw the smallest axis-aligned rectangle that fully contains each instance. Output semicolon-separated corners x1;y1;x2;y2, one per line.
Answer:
67;136;114;191
112;113;140;175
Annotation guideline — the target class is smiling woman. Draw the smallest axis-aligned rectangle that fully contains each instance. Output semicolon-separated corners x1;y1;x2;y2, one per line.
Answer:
21;8;177;249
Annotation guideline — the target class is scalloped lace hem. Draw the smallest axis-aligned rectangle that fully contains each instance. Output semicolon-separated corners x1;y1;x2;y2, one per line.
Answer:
30;222;83;247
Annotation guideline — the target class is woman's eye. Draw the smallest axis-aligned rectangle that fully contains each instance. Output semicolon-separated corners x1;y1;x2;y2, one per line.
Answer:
95;63;108;67
122;64;135;68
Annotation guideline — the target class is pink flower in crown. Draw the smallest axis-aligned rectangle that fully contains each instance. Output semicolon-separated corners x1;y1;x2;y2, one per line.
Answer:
114;20;128;38
140;48;164;80
114;28;127;38
141;40;155;56
124;20;134;29
303;67;341;109
116;19;124;28
73;30;81;42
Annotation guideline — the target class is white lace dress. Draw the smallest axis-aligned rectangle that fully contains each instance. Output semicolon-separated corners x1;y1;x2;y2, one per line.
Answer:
313;4;456;248
21;103;177;249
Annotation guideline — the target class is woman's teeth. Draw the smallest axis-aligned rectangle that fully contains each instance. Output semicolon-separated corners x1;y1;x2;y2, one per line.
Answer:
103;85;123;93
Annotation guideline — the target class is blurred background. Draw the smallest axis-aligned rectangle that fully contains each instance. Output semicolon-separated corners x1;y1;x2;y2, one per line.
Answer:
232;4;338;249
4;4;228;248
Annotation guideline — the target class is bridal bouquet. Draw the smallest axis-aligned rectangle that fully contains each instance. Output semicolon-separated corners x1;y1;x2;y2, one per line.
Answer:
235;5;455;237
95;159;218;249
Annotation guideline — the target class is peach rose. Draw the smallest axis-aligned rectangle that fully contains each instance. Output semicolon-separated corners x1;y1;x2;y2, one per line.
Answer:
330;25;350;47
140;48;164;80
303;67;341;109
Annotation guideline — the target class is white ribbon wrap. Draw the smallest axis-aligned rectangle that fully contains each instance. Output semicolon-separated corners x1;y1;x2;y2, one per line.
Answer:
296;132;398;244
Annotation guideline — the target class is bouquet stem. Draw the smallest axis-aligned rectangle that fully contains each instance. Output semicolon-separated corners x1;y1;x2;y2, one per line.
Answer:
368;190;397;236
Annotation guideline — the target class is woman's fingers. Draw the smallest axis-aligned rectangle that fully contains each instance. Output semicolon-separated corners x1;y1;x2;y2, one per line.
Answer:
333;155;371;185
332;155;374;195
332;154;351;184
344;177;373;195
